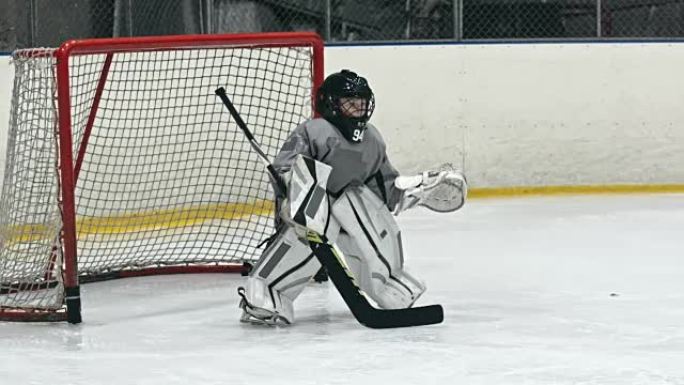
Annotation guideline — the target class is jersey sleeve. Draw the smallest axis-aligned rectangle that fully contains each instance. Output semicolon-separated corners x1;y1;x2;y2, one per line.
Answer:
272;122;312;177
364;127;402;211
367;155;402;211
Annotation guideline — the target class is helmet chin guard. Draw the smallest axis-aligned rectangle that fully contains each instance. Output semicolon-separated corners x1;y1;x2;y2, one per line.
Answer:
316;70;375;143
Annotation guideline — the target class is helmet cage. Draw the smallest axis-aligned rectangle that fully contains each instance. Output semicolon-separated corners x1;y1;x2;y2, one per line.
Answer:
316;70;375;143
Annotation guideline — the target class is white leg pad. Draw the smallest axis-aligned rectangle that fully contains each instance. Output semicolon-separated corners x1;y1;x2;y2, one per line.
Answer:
372;269;426;309
332;186;426;309
240;226;321;324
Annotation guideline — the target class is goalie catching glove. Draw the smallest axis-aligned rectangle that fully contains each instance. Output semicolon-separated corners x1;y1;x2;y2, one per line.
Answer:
393;164;467;214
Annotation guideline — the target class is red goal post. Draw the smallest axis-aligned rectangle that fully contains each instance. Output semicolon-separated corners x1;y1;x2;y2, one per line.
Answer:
0;32;324;323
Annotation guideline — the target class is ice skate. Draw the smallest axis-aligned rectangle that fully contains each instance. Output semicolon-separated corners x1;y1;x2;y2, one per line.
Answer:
237;287;290;326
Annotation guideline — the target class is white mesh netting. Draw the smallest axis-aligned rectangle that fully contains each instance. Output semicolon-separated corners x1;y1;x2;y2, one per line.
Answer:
0;37;318;316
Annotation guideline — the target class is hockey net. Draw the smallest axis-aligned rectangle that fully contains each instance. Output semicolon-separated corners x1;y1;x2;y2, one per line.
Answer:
0;32;324;322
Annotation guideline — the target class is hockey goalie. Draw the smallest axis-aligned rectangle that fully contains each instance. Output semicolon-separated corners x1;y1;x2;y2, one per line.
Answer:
237;70;468;326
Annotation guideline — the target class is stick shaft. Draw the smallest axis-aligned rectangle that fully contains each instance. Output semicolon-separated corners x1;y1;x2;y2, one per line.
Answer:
215;87;287;194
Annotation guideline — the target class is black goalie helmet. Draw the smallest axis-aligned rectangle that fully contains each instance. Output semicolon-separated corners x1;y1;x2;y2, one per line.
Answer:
316;69;375;143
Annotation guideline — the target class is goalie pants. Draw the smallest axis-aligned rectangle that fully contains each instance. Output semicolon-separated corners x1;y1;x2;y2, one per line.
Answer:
243;185;426;323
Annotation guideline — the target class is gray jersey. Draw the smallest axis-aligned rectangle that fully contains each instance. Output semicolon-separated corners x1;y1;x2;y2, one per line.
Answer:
273;118;401;210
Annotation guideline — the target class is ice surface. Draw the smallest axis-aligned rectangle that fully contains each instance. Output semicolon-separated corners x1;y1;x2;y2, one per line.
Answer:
2;194;684;385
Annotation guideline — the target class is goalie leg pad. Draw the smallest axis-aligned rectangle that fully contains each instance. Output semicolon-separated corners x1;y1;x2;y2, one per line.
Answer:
238;226;322;325
332;186;426;309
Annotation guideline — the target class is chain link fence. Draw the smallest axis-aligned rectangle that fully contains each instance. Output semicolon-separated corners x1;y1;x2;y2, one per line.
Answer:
1;0;684;51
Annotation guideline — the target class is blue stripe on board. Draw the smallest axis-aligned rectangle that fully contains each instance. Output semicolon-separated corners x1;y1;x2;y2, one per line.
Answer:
3;38;683;54
326;38;684;47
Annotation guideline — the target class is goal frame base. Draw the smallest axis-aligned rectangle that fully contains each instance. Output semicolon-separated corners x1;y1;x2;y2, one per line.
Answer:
0;262;249;322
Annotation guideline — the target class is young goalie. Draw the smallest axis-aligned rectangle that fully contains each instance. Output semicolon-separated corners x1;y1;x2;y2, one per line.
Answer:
237;69;467;325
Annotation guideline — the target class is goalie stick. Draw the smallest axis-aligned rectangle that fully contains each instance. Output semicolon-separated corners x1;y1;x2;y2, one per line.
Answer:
215;87;443;328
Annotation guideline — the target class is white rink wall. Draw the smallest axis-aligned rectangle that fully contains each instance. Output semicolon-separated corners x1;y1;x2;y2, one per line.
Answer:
1;42;684;191
326;42;684;187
